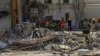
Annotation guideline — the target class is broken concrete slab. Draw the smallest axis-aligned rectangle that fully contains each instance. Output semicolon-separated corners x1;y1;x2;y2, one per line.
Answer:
78;49;90;55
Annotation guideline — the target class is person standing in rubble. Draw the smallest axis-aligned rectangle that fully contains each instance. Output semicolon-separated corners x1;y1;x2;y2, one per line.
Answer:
90;18;96;31
68;18;72;30
83;19;91;30
83;18;93;50
49;19;54;30
60;18;66;31
30;17;36;29
42;18;49;28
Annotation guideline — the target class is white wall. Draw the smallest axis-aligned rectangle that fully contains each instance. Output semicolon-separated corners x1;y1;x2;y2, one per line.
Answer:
42;0;75;26
29;0;75;26
85;5;100;18
84;0;100;4
0;0;11;33
84;0;100;18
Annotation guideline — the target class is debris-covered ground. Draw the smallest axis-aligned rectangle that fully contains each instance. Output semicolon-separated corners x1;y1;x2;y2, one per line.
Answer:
0;22;100;56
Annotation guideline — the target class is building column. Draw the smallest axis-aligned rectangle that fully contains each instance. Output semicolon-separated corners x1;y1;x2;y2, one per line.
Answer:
11;0;19;28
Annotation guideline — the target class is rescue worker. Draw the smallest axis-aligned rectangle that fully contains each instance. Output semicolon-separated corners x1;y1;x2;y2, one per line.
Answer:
60;18;66;31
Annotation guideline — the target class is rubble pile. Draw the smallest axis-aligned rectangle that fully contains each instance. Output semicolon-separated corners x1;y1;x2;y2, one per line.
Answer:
0;51;61;56
0;22;100;56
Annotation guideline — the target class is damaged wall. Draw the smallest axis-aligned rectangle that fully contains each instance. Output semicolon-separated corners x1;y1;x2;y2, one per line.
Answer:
84;0;100;18
44;6;75;26
0;0;23;33
43;0;76;27
0;0;11;33
44;4;75;20
30;0;76;26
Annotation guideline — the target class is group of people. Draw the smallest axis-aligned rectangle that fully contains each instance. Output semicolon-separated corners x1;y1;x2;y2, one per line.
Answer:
41;17;72;31
29;17;98;32
60;18;72;31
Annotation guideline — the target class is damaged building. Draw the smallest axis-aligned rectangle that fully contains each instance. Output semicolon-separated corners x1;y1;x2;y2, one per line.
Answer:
0;0;100;56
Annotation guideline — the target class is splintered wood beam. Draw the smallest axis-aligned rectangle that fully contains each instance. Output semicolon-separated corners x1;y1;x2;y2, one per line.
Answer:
11;35;58;47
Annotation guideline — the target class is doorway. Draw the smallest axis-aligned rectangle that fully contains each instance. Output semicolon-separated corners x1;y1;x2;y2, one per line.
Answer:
65;13;69;22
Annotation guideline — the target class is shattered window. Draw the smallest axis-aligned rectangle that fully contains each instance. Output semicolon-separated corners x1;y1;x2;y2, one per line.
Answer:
44;0;52;4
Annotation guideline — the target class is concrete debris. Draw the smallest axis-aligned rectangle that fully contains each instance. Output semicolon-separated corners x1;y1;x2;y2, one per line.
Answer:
0;41;7;49
61;53;69;56
94;50;100;56
78;49;90;55
0;51;61;56
0;22;100;56
51;44;71;53
11;22;33;39
59;45;71;50
44;44;52;50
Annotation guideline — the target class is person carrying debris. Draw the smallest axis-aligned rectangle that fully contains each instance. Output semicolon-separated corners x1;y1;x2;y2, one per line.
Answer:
60;18;66;31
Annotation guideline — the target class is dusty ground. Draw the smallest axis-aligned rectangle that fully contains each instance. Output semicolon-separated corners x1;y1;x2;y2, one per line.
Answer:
0;31;100;56
0;51;61;56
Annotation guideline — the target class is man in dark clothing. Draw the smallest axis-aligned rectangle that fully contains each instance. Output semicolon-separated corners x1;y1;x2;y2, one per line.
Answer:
68;19;72;30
